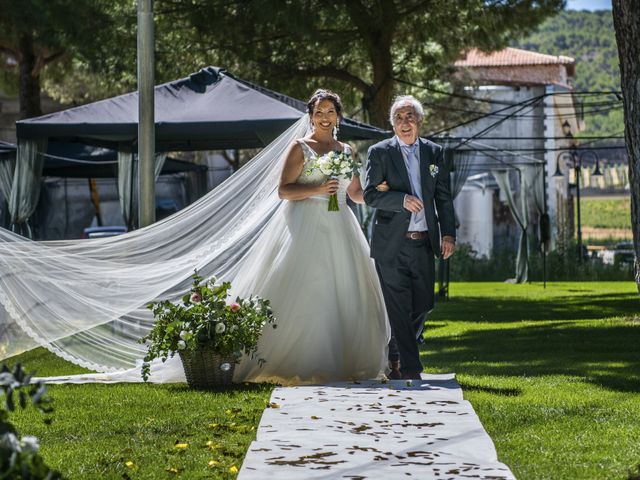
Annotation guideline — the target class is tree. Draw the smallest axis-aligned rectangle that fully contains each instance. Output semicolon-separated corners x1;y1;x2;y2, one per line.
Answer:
514;10;623;137
156;0;564;127
612;0;640;292
2;1;564;128
0;0;113;119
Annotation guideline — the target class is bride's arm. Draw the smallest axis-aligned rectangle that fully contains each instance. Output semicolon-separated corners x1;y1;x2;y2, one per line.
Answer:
278;142;339;200
346;175;364;204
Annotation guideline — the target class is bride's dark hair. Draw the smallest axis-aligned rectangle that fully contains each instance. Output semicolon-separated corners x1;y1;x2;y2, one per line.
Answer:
306;89;343;121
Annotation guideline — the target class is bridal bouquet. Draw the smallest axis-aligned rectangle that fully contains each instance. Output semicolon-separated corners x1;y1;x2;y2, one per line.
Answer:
307;150;360;211
139;271;276;383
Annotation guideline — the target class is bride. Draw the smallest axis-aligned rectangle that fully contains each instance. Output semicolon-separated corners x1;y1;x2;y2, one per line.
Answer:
233;89;389;384
0;89;389;385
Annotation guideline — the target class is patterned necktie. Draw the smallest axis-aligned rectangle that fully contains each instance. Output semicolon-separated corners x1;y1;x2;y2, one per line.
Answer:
402;143;425;229
402;144;422;201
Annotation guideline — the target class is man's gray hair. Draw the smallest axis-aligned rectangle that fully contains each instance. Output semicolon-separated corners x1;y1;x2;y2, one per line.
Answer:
389;95;424;126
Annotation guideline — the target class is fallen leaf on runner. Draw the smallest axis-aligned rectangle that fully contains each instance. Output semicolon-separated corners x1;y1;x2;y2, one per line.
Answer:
267;402;280;408
311;416;321;420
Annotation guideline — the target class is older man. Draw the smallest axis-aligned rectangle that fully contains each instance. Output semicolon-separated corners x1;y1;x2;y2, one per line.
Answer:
364;95;456;380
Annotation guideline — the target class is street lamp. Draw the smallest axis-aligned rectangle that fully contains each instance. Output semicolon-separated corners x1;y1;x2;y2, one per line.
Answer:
554;146;602;261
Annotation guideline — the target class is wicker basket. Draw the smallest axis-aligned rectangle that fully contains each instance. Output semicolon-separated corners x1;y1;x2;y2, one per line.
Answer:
178;345;236;388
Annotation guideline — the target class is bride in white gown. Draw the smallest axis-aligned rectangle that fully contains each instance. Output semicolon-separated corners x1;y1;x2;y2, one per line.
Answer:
0;89;389;385
233;89;389;384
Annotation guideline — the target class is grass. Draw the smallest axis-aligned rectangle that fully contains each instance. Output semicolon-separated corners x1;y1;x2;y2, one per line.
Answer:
5;282;640;479
6;350;274;479
579;196;632;230
426;282;640;480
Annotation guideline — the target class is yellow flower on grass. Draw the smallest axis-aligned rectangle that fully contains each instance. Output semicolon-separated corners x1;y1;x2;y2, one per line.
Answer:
229;465;239;474
125;461;135;468
165;467;179;473
174;443;189;450
208;460;220;467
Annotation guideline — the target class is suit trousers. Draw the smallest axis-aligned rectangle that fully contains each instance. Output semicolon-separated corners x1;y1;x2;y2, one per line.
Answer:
375;236;435;376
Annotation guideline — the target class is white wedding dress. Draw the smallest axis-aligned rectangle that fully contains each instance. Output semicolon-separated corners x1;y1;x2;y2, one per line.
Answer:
9;131;390;386
232;140;390;384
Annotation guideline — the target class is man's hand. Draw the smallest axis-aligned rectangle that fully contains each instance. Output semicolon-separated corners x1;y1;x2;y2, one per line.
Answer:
441;236;455;259
403;195;423;213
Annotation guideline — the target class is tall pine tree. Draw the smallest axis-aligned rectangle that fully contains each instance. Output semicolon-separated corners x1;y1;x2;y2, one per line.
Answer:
612;0;640;292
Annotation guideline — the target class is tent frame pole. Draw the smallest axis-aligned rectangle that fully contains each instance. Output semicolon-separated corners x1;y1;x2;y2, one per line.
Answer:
137;0;155;228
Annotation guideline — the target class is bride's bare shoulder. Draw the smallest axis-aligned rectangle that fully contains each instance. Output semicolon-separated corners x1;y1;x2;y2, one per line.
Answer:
285;140;305;162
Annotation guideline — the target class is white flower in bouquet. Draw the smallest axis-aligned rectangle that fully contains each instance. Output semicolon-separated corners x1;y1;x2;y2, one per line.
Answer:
177;340;187;350
317;156;335;176
215;322;226;334
179;330;193;341
306;149;361;211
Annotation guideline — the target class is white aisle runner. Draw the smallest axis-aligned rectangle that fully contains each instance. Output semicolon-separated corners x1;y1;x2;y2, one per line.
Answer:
239;374;515;479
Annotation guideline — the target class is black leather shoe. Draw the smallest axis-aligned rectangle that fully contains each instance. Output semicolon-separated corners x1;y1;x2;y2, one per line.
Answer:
401;372;423;380
389;360;402;380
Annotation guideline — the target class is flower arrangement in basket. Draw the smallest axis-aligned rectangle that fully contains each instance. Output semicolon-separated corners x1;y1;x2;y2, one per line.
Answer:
306;149;360;211
139;271;276;388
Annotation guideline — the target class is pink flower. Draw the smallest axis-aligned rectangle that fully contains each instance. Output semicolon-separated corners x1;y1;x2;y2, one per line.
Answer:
230;302;241;313
190;292;202;303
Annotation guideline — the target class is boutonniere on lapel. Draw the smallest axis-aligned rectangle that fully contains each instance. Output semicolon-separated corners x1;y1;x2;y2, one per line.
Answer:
429;164;439;178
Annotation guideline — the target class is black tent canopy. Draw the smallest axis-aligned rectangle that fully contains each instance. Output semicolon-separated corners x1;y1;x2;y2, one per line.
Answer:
0;141;205;178
16;67;388;151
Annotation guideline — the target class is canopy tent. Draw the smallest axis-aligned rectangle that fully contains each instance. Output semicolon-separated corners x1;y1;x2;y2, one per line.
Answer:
0;141;205;178
16;66;388;151
9;66;388;235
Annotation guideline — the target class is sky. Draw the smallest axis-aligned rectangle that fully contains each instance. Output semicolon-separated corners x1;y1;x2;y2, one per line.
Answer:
566;0;612;10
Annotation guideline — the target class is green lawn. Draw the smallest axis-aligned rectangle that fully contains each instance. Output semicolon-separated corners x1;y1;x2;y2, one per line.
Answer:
6;350;274;479
579;196;632;230
6;282;640;479
426;282;640;480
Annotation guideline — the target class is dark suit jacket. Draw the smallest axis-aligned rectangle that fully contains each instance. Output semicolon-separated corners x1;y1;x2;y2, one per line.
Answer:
364;136;456;262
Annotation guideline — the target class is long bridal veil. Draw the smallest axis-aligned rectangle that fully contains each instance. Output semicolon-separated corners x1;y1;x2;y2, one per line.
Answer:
0;116;312;376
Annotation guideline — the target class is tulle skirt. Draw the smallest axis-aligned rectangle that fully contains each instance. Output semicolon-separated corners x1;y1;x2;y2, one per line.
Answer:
231;197;390;385
37;197;390;386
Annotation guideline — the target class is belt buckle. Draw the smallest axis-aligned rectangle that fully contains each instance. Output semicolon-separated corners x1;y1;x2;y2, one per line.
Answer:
409;232;421;240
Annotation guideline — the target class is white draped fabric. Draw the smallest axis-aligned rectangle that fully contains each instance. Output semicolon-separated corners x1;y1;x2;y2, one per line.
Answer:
8;139;47;237
118;150;168;228
0;116;389;385
492;169;529;283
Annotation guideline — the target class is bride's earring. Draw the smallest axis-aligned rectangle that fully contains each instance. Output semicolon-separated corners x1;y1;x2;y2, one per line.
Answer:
333;124;339;140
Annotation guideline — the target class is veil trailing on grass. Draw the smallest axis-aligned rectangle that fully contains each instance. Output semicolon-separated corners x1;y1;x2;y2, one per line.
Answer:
0;116;311;374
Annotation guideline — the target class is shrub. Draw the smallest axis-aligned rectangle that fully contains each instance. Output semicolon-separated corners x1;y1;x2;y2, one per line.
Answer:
0;363;61;479
140;271;277;381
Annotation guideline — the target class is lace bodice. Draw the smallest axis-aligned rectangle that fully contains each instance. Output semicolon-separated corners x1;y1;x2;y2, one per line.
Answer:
296;140;352;207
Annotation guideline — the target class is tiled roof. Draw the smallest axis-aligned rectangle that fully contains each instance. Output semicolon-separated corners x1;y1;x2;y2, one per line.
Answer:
455;47;575;67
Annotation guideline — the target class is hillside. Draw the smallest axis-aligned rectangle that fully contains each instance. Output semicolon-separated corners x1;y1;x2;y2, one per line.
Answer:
514;10;623;137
